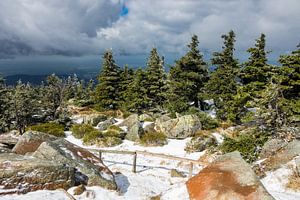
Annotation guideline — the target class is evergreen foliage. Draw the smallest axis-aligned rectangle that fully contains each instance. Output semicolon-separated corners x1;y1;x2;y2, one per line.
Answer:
10;81;37;134
124;68;150;113
145;48;167;109
204;30;239;120
167;35;209;113
0;75;10;133
94;50;121;110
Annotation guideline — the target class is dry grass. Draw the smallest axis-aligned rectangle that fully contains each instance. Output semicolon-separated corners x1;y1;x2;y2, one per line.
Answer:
286;168;300;191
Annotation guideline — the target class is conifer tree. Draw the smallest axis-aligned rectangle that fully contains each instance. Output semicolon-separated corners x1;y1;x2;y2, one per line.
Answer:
232;34;274;123
167;35;209;113
0;75;10;133
119;65;134;108
94;50;121;110
145;48;167;109
10;81;37;134
277;44;300;124
43;74;67;119
125;68;150;113
204;30;239;120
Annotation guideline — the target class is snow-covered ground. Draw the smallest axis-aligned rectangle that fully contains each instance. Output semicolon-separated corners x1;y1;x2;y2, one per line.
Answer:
1;121;300;200
261;158;300;200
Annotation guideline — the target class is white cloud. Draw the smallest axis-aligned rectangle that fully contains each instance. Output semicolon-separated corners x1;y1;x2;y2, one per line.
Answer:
0;0;299;58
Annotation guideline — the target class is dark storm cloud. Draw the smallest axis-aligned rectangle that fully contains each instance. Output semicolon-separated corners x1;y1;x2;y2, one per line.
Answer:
0;0;299;58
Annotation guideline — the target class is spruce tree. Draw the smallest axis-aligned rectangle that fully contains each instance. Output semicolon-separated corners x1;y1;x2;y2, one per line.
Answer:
204;30;239;120
145;48;167;109
119;65;134;108
10;81;37;134
125;68;150;113
277;44;300;125
43;74;67;119
0;75;10;133
167;35;209;113
94;50;121;110
232;34;274;123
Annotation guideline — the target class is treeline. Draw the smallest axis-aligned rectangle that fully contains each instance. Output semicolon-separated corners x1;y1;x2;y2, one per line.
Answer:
0;30;299;134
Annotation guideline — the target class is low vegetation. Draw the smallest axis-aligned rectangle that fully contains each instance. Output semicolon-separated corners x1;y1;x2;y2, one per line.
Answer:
27;122;65;137
140;131;167;146
219;128;270;163
286;169;300;191
71;124;95;139
82;130;103;145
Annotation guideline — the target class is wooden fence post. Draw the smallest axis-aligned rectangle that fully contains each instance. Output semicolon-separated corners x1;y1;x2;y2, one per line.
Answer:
99;151;102;160
188;162;193;178
132;152;137;173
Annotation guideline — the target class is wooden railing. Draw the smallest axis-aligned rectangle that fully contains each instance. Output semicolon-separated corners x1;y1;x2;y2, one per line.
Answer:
87;148;204;178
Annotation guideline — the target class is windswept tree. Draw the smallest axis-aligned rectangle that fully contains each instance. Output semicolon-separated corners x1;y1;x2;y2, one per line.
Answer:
167;35;209;113
145;48;167;109
94;50;121;110
204;30;239;120
43;74;68;119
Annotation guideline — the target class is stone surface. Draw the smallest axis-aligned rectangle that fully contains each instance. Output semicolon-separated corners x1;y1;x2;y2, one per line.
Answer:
0;143;12;153
96;118;117;131
12;131;58;155
119;114;144;141
186;151;274;200
0;153;74;193
143;122;156;133
33;138;117;190
0;131;20;146
119;114;139;128
156;115;201;139
259;140;300;172
259;139;287;159
185;136;216;153
139;114;154;122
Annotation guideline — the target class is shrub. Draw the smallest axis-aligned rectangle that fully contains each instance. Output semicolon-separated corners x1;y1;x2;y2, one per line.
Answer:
107;125;123;131
103;125;126;139
196;112;219;130
140;131;167;146
91;115;108;126
219;129;270;163
28;122;65;137
71;124;95;139
82;130;103;145
95;136;122;147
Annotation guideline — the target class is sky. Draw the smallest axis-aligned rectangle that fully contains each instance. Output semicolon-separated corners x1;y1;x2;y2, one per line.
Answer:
0;0;299;72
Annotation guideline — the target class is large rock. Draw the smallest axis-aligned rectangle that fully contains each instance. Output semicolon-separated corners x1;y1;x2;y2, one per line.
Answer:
0;131;20;147
186;151;274;200
185;136;216;153
0;143;12;153
156;115;201;139
119;114;139;128
125;123;144;141
119;114;144;141
96;118;117;131
259;139;287;159
12;131;58;155
0;153;74;193
139;113;154;122
33;138;117;190
258;140;300;172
